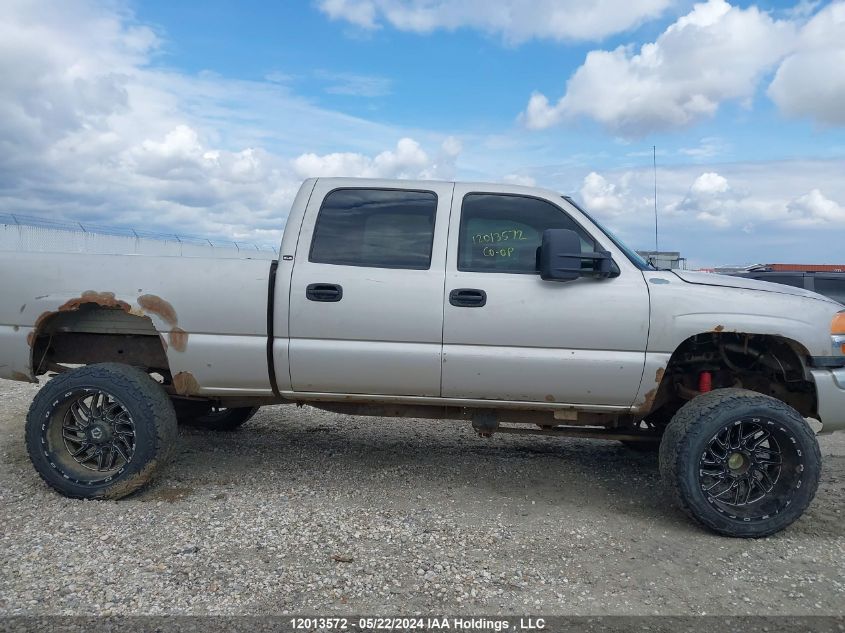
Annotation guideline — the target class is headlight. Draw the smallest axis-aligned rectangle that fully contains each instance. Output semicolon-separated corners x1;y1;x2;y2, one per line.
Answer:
832;311;845;355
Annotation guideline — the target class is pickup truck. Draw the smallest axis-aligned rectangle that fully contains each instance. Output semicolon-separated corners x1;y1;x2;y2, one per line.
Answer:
3;177;845;537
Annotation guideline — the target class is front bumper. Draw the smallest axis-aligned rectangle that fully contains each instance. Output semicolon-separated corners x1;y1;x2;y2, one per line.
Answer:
811;367;845;433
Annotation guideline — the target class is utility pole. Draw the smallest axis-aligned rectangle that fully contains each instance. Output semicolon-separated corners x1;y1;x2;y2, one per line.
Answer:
653;145;659;253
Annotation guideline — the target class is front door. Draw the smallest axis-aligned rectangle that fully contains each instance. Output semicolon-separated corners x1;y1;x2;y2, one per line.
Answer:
288;179;453;396
441;184;650;407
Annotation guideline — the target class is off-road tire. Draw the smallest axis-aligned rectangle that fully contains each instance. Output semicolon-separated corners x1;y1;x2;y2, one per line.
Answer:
659;388;821;537
177;405;259;431
25;363;177;500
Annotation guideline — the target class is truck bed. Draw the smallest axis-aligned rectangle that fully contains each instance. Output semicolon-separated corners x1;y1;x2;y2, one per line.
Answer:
0;251;274;395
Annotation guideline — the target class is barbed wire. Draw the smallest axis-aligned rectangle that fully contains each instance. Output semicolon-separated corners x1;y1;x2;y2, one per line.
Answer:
0;212;279;254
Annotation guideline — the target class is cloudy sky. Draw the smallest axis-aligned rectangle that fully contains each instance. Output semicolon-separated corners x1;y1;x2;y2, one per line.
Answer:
1;0;844;266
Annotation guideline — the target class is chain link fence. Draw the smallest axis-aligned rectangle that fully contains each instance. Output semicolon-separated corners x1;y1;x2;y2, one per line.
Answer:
0;213;279;259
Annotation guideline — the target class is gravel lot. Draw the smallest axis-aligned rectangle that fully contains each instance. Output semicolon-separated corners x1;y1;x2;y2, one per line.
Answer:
1;377;844;616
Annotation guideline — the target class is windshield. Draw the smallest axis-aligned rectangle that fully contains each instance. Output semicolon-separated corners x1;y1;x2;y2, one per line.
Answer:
563;196;655;271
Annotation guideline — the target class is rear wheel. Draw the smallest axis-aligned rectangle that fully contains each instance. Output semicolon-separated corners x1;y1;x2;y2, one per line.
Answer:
25;363;177;499
659;388;820;537
176;403;258;431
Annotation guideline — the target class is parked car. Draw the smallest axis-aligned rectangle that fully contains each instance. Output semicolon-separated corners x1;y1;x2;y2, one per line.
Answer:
727;269;845;305
2;178;845;537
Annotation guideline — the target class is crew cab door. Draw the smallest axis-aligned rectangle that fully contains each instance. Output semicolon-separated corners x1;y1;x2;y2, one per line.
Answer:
288;180;453;396
441;184;649;406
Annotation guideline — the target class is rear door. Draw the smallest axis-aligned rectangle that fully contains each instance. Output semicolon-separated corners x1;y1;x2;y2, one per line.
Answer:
288;179;453;396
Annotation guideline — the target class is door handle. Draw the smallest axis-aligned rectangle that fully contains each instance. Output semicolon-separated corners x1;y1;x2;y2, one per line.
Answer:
449;288;487;307
306;283;343;302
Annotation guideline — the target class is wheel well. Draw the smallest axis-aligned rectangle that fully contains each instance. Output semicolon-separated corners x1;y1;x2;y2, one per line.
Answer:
648;332;816;424
30;304;171;376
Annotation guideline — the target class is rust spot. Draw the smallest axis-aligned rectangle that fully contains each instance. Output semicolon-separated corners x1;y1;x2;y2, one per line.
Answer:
172;371;200;395
28;311;55;346
137;294;177;326
59;291;131;313
544;394;556;402
713;324;725;332
636;387;658;414
635;366;667;414
138;294;187;351
169;327;188;352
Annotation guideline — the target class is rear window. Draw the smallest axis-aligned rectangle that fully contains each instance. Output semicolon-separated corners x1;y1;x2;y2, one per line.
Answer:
309;188;437;270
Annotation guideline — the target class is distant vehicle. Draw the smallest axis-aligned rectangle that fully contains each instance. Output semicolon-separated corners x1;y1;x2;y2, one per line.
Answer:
727;269;845;305
2;178;845;538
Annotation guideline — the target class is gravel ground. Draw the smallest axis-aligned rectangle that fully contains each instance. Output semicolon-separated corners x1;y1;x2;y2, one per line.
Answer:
1;377;844;616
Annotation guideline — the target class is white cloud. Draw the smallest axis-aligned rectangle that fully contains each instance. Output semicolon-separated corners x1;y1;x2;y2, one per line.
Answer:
316;0;672;43
292;136;461;180
570;163;845;234
441;135;462;157
520;0;796;136
294;137;425;178
502;174;536;187
551;161;845;266
0;0;460;243
787;189;845;224
690;172;729;195
768;1;845;126
580;172;626;214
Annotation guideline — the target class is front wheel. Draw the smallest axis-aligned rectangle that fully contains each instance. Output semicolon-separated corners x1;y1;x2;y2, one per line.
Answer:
659;388;821;538
25;363;178;499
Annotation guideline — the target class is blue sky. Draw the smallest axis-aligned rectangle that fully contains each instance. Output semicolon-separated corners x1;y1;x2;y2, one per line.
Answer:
1;0;844;266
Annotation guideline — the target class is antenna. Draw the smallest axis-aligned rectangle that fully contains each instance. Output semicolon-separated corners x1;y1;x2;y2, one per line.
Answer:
653;145;659;253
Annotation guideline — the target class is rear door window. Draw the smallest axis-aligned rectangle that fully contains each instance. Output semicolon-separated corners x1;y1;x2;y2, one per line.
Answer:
310;188;438;270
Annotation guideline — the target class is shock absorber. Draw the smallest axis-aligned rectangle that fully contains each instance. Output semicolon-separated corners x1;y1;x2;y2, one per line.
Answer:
698;370;713;393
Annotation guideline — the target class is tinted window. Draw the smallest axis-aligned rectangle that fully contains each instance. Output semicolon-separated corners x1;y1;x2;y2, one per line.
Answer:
310;189;437;270
814;276;845;304
458;193;596;274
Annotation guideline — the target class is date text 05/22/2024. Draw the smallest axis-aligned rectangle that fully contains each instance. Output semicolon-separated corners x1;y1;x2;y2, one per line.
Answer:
288;617;547;631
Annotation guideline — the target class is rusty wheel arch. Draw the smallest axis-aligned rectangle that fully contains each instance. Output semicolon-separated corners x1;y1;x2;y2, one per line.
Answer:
29;301;172;379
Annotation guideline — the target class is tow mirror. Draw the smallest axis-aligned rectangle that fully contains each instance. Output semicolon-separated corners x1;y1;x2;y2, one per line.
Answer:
538;229;614;281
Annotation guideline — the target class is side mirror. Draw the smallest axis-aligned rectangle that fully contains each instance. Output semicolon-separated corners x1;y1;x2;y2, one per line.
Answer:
538;229;614;282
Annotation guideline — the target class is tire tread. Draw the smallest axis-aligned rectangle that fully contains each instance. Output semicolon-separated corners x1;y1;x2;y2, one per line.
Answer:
659;388;821;537
25;363;177;499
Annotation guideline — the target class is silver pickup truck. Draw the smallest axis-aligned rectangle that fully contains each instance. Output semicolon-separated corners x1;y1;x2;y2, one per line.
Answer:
3;178;845;537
